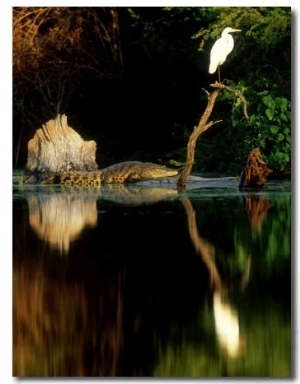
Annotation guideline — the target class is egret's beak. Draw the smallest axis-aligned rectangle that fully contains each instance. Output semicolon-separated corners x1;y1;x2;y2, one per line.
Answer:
232;29;241;32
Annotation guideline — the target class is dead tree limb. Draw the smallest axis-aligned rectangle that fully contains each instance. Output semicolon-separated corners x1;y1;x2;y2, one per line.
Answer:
210;82;249;120
177;82;249;188
177;89;222;188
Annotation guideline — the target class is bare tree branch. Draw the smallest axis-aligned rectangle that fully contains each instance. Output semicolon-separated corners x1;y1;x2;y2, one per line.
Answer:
13;7;124;117
177;89;222;188
177;82;250;188
210;82;249;120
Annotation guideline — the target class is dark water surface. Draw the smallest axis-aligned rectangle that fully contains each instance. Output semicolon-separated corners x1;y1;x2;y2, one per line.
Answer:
13;178;292;377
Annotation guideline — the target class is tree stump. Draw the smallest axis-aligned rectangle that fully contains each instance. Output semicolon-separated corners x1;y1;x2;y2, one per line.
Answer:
238;148;273;188
25;114;98;173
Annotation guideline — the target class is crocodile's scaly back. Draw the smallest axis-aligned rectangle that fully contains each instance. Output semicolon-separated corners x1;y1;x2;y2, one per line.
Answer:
44;171;102;185
100;161;178;183
39;161;178;185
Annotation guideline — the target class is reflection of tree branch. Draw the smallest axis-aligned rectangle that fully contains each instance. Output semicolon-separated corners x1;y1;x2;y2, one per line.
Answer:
181;195;253;293
180;196;246;357
180;196;223;292
210;82;249;120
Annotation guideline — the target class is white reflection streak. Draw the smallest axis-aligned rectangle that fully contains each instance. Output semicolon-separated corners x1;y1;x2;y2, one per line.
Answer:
213;291;240;357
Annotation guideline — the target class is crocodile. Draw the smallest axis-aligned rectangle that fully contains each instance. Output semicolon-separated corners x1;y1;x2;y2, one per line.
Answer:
23;161;179;185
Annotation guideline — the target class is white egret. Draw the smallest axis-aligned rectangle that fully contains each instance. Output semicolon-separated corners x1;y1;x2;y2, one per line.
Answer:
209;27;241;82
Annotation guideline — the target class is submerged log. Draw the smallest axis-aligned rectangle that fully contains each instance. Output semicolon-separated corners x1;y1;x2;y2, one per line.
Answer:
25;114;98;173
238;148;273;188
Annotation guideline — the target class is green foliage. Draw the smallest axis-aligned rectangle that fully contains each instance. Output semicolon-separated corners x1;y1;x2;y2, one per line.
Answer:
194;7;290;61
195;7;290;46
193;7;291;92
126;7;202;65
165;80;291;175
230;84;291;173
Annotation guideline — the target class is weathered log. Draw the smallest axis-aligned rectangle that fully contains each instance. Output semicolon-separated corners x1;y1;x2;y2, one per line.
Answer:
25;114;98;173
238;148;273;188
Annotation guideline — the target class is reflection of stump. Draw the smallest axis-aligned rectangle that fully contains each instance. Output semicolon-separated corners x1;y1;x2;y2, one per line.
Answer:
25;114;98;173
28;194;98;254
244;195;273;231
239;148;272;188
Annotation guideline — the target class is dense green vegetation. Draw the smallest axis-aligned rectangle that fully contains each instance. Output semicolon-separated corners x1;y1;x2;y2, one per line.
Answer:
13;7;291;175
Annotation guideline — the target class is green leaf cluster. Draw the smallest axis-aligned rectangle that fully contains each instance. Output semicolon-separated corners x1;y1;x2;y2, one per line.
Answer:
230;85;291;173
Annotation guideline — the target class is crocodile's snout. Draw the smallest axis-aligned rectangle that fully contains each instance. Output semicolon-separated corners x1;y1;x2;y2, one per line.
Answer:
145;164;178;178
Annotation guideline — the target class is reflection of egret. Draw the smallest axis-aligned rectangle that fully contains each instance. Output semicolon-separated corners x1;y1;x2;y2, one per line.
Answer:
213;291;241;357
181;195;247;358
209;27;241;82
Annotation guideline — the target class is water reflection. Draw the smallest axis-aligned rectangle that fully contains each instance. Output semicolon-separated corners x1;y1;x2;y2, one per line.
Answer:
243;194;273;232
13;262;126;376
28;194;98;253
181;196;246;358
100;184;178;205
213;291;241;358
26;186;273;256
13;181;291;377
24;185;178;254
